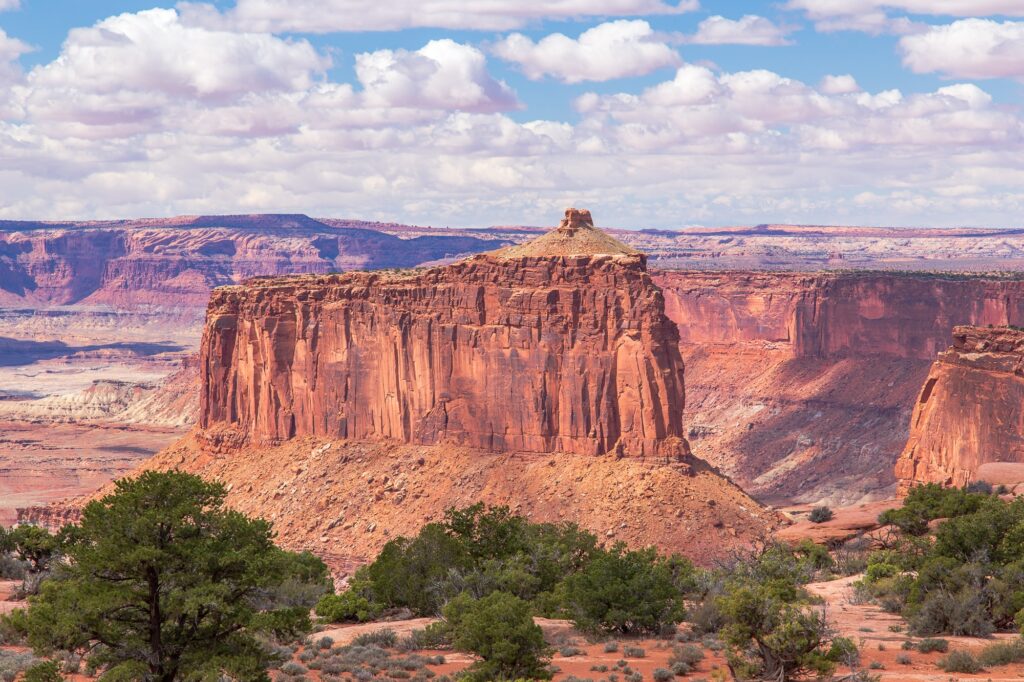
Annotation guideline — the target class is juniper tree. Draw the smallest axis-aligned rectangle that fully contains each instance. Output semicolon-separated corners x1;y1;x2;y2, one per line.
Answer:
19;470;330;682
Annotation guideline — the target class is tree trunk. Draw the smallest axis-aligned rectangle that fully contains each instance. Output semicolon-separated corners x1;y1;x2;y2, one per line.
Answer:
147;567;165;681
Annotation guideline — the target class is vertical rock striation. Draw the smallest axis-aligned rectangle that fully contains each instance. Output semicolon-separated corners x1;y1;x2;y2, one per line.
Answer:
895;325;1024;493
199;209;690;460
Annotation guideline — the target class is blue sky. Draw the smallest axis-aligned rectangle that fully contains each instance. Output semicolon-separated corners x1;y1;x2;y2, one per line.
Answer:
1;0;1024;228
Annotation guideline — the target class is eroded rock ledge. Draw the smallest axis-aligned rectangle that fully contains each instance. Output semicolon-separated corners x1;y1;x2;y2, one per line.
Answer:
895;325;1024;493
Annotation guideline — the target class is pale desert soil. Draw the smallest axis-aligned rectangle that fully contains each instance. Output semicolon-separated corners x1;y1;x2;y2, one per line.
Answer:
809;575;1024;682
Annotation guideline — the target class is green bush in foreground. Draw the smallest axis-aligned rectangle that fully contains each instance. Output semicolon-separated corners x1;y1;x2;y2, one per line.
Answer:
444;591;551;681
937;650;983;673
13;470;331;682
561;543;685;636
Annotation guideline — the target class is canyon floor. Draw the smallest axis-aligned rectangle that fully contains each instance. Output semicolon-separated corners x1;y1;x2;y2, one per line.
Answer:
0;306;199;522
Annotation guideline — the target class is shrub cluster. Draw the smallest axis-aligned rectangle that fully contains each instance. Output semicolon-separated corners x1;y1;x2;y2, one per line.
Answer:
857;484;1024;637
341;503;695;639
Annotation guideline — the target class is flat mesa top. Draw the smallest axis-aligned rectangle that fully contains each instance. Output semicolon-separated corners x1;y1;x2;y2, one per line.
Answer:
490;208;640;259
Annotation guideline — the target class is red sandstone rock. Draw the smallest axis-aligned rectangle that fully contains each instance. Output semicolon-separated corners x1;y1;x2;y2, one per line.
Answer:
654;271;1024;360
199;210;690;460
895;325;1024;493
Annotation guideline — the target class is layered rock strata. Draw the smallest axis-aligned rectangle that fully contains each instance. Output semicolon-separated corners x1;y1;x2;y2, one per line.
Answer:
895;325;1024;493
0;214;502;306
200;209;689;459
654;271;1024;361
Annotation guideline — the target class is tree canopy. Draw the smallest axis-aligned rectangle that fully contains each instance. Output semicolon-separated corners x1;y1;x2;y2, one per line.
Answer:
17;470;330;682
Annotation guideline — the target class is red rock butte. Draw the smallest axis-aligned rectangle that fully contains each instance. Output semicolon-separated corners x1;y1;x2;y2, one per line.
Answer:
199;208;691;460
895;325;1024;494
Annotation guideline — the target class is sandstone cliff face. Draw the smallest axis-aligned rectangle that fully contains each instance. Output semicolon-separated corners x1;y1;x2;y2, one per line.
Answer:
895;326;1024;493
200;211;689;459
654;271;1024;360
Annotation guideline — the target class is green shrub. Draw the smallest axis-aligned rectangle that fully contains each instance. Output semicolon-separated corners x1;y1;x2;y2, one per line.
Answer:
896;654;912;665
672;660;692;675
809;506;834;524
669;643;704;669
445;591;551;681
908;585;995;637
689;599;726;635
22;661;61;682
978;639;1024;666
280;661;309;675
878;483;988;535
937;650;982;673
966;480;994;495
719;587;856;682
402;623;451;650
351;628;397;648
623;646;645;658
562;543;684;636
604;641;619;653
315;590;382;623
916;638;948;653
653;668;673;681
360;504;600;615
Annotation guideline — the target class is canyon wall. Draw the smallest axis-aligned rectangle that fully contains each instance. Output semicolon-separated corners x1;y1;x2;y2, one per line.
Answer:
652;271;1024;503
0;215;502;306
654;271;1024;360
200;214;689;459
895;326;1024;493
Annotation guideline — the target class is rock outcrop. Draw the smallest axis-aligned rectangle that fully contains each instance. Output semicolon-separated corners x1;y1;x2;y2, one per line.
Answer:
895;325;1024;493
118;210;782;568
200;209;689;460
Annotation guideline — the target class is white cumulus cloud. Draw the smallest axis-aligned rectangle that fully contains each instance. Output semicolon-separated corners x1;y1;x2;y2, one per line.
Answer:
178;0;700;33
2;8;1024;231
17;9;329;138
900;19;1024;80
819;74;860;94
687;15;793;46
786;0;1024;34
493;20;680;83
356;40;518;111
0;0;19;10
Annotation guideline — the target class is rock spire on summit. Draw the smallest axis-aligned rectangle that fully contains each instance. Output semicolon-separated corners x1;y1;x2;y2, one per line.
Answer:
492;208;640;259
